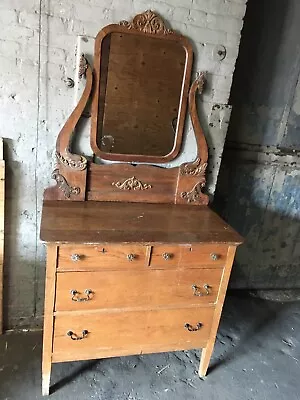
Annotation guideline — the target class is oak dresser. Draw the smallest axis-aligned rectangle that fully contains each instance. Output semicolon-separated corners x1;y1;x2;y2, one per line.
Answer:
40;10;243;396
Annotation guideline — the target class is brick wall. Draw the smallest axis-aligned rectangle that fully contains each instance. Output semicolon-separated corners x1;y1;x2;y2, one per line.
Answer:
0;0;247;329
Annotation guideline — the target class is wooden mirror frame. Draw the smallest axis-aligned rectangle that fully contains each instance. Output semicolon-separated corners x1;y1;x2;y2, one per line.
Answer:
90;11;193;163
44;11;209;206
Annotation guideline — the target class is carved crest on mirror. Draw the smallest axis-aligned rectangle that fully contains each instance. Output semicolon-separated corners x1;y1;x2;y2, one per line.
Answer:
119;10;174;35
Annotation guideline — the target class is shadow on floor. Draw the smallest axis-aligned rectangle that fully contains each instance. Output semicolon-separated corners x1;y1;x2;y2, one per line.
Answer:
0;292;299;400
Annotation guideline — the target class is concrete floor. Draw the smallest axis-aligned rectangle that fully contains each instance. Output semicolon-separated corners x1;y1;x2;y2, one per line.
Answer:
0;293;300;400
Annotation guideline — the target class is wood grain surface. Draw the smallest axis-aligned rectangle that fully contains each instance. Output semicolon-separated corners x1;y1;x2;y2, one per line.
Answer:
87;163;178;203
41;201;243;245
58;244;147;270
55;268;223;311
180;244;229;267
52;307;214;362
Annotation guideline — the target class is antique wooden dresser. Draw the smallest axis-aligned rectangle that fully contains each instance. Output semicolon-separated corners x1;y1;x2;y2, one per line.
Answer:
40;11;243;396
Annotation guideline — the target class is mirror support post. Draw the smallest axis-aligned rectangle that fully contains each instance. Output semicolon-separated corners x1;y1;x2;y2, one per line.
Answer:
175;72;209;206
44;55;93;201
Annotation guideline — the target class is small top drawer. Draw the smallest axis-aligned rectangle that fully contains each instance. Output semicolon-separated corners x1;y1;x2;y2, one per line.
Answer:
57;244;147;270
180;244;228;267
149;245;181;268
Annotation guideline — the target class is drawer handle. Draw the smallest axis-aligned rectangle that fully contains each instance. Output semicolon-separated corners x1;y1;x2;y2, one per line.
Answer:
184;323;202;332
162;252;172;260
71;253;81;262
127;253;136;261
210;253;219;261
70;289;93;302
192;284;210;296
67;330;88;340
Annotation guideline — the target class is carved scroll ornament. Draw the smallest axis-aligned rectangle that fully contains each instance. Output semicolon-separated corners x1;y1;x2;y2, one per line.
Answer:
112;176;152;191
180;158;207;177
55;152;87;171
120;10;174;35
51;169;80;199
195;71;205;94
78;54;88;79
181;182;206;204
177;71;209;205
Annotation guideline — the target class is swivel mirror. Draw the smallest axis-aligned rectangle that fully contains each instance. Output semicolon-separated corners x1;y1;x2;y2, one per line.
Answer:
91;11;193;162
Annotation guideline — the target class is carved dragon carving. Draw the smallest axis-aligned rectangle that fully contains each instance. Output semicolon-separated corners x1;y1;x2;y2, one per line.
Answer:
119;10;174;35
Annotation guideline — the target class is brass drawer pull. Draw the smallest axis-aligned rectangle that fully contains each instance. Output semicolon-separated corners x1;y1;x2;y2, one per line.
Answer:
71;253;81;262
184;323;202;332
192;284;210;296
210;253;219;261
127;253;136;261
70;289;93;302
162;252;172;260
67;330;88;340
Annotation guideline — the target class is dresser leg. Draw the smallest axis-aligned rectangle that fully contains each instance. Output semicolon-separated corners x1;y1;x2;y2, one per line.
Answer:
42;321;53;395
199;246;237;378
42;367;51;396
42;245;58;396
199;344;214;377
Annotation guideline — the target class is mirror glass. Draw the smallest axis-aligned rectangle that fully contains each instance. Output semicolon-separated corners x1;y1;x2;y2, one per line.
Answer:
97;32;186;159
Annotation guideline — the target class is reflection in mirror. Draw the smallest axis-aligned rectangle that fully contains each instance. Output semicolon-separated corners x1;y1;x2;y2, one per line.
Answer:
97;32;186;158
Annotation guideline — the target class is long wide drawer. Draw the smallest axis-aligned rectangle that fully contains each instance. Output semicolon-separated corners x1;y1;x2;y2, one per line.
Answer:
52;307;214;362
55;269;223;311
58;244;147;270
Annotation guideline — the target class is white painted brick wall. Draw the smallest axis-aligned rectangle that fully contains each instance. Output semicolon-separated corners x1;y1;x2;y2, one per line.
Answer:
0;0;247;329
0;7;18;24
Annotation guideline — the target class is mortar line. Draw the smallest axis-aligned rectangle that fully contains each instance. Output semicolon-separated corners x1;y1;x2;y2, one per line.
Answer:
33;0;43;318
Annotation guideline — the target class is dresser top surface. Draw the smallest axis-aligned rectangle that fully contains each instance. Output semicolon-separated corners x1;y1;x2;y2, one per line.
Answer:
40;201;243;245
